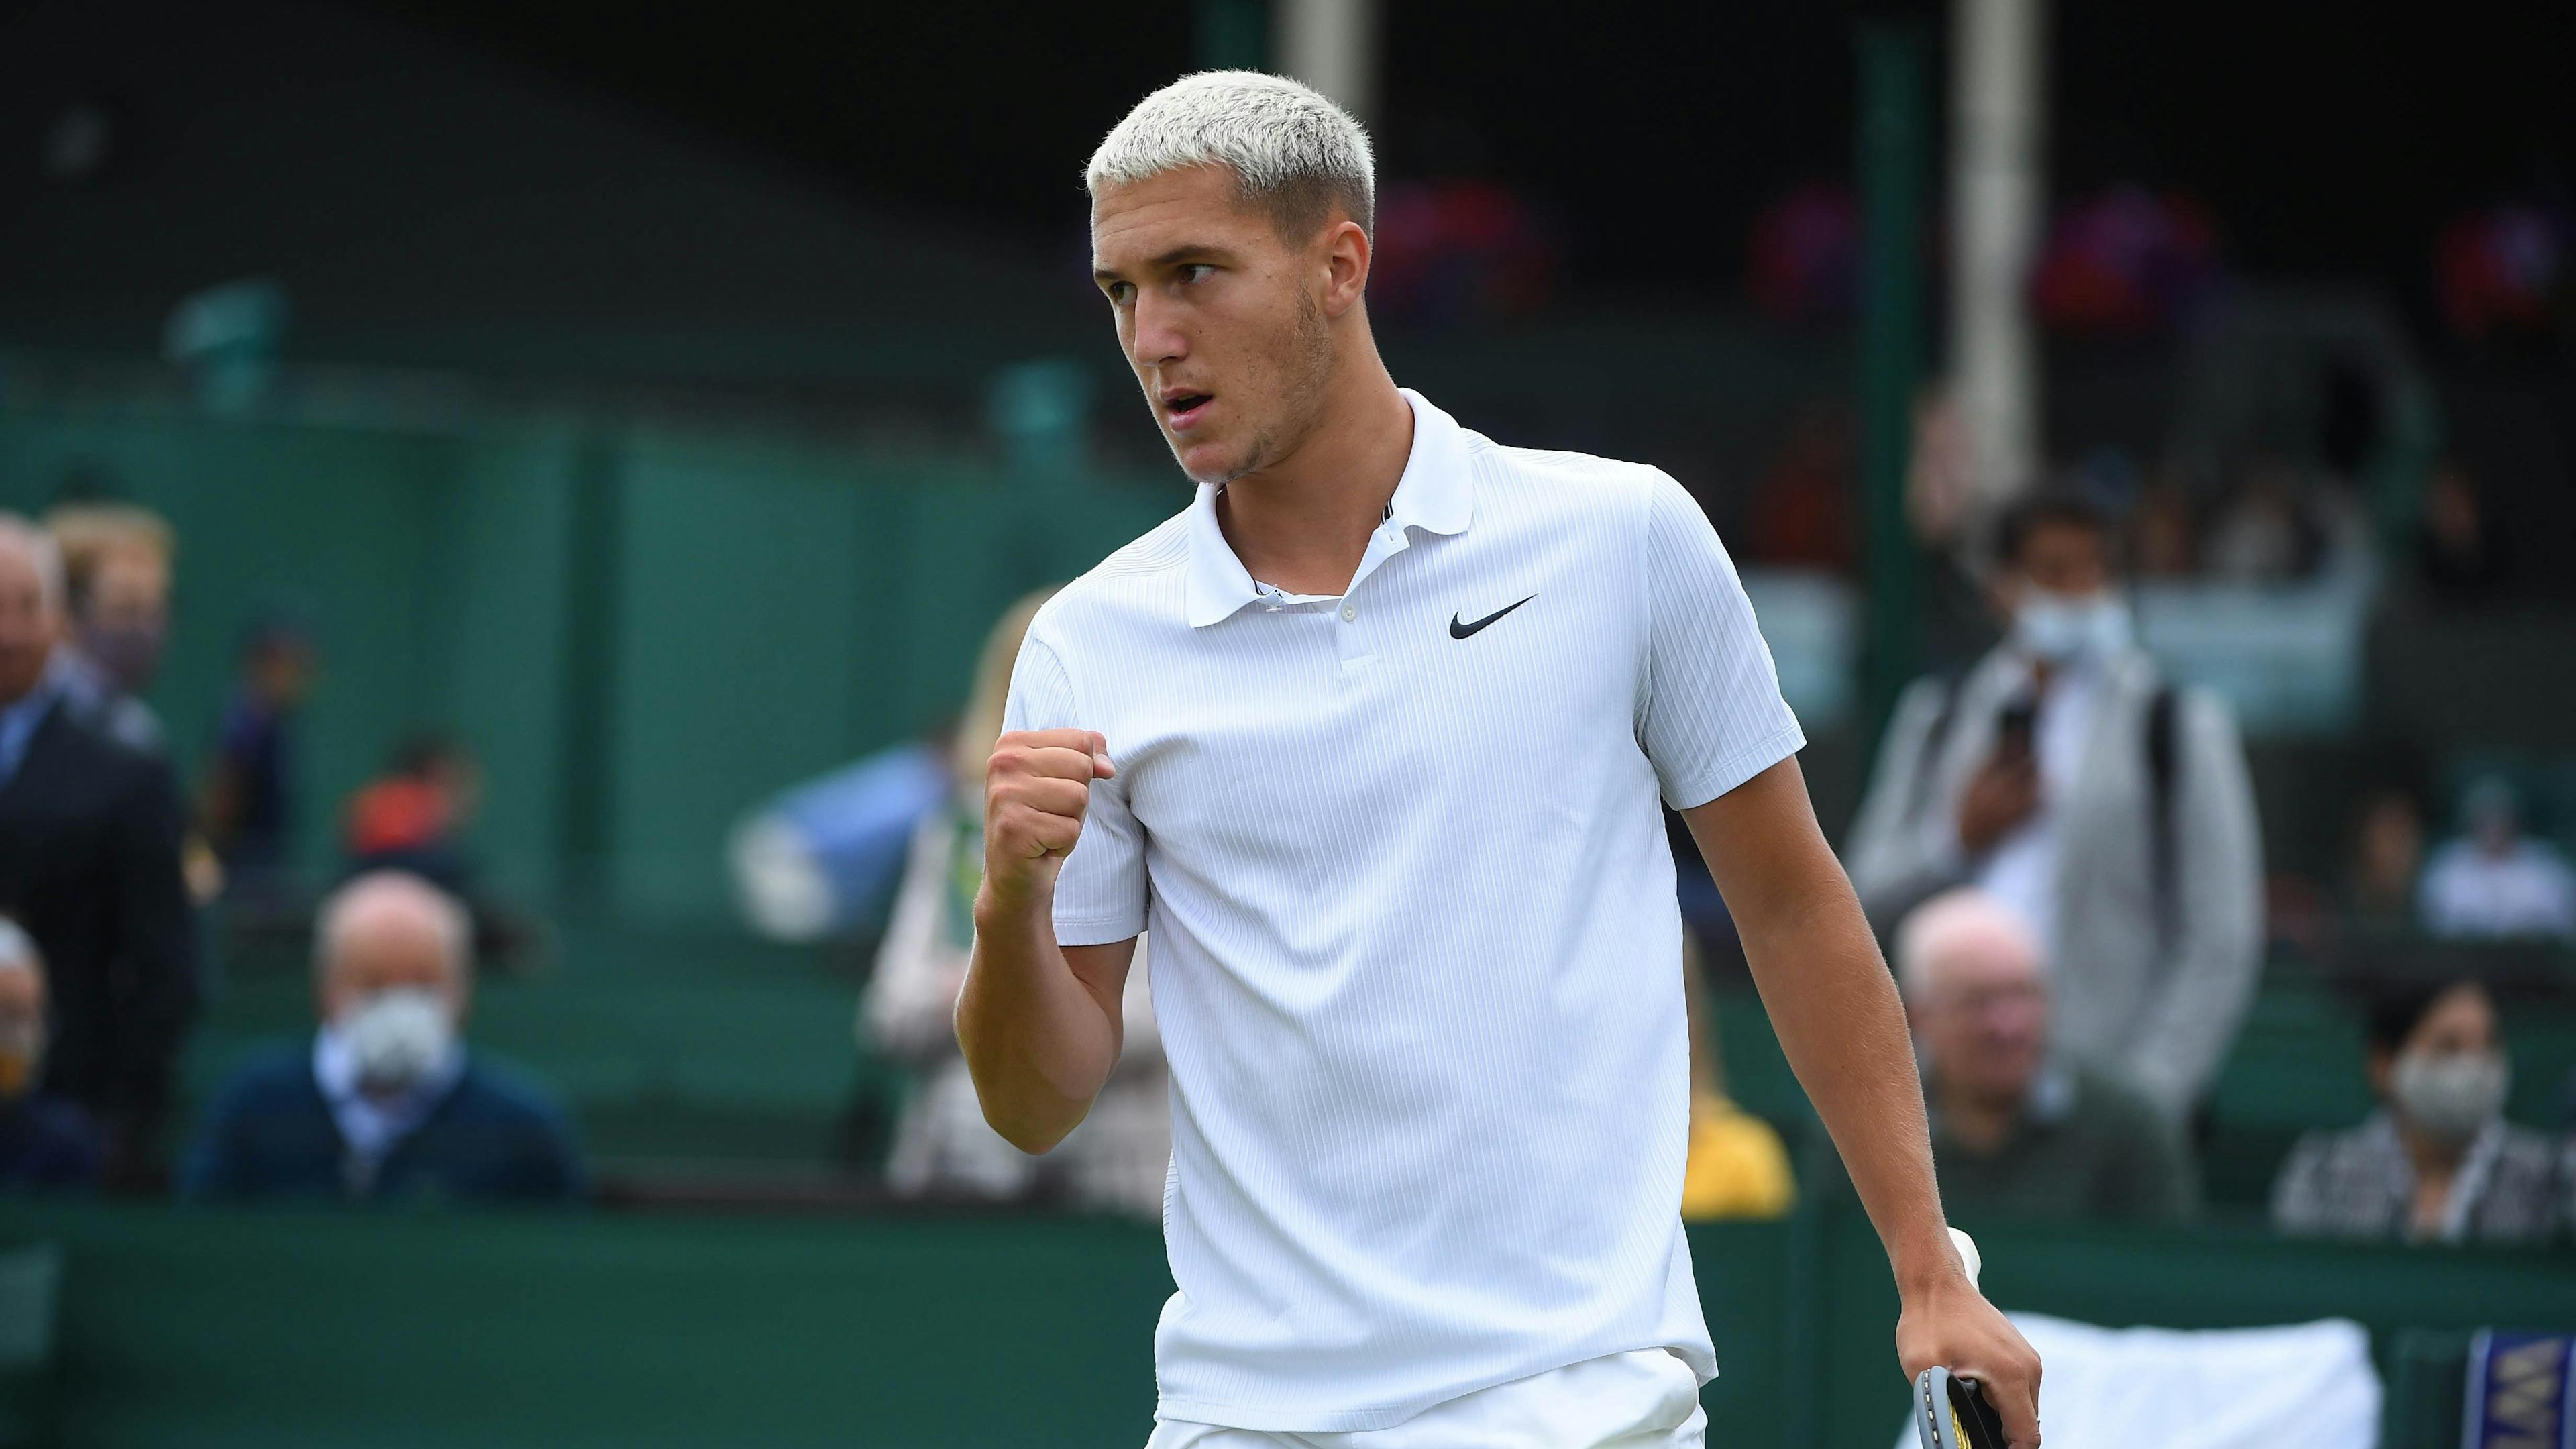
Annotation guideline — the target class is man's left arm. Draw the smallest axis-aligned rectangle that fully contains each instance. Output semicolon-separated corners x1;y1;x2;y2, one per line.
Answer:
1684;760;2042;1446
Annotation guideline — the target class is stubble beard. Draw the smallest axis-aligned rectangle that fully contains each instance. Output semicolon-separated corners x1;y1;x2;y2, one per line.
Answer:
1195;290;1337;488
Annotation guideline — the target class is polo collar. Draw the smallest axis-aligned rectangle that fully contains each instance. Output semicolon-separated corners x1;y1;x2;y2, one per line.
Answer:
1185;388;1474;628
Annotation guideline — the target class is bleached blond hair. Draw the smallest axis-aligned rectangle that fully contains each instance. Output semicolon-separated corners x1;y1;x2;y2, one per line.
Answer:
1085;70;1375;239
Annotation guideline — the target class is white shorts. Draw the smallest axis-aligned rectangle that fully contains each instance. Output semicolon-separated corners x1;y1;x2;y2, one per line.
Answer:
1142;1348;1708;1449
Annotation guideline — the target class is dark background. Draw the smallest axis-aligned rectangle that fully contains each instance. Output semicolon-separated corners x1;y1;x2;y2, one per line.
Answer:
352;0;2573;318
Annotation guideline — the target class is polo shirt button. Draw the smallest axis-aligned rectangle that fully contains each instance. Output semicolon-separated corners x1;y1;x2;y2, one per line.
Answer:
1340;604;1358;622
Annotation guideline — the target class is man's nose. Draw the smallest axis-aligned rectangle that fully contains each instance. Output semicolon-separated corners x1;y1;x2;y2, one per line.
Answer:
1129;294;1188;368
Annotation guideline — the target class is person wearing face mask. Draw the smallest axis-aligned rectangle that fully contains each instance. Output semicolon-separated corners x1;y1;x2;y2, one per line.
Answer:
0;920;105;1190
2271;977;2571;1246
182;871;583;1203
1845;490;2263;1123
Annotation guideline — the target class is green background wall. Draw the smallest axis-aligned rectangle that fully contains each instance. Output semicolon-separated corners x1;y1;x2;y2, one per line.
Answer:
0;1197;2563;1449
0;403;1179;920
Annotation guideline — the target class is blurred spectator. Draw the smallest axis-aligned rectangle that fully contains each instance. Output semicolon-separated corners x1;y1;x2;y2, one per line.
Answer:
2031;185;2223;335
1368;177;1555;327
2202;455;2332;583
2129;476;2198;580
0;515;196;1185
343;733;543;971
2272;976;2569;1245
0;918;104;1190
344;733;482;892
2342;788;2428;939
2435;202;2567;342
183;871;583;1203
1846;491;2262;1120
1679;932;1793;1222
1746;182;1859;325
1745;402;1856;571
1897;890;2196;1223
44;502;174;757
2415;458;2512;603
861;590;1167;1216
201;616;315;893
2419;777;2576;943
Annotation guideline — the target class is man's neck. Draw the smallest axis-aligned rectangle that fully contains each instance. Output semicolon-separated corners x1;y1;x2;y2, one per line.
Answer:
1214;361;1413;598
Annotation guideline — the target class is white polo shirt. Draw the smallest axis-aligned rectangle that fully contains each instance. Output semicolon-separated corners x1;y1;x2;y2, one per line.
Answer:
1002;389;1803;1432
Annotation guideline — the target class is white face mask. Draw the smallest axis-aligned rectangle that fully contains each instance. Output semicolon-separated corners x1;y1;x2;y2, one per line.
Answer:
2013;590;2131;665
2390;1049;2509;1143
337;988;455;1093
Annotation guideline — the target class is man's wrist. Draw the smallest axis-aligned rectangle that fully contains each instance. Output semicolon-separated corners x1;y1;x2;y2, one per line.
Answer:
974;877;1049;928
1891;1225;1968;1297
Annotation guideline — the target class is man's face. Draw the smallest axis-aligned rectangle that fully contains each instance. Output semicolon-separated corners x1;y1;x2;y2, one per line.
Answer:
0;541;59;704
1916;947;2050;1106
1091;166;1339;485
81;548;170;689
321;919;464;1027
1992;519;2113;619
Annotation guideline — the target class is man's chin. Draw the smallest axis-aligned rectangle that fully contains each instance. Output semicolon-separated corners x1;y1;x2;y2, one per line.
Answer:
1168;439;1243;486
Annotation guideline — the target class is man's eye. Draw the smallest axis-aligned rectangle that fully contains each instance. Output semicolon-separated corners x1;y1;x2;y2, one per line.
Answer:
1104;281;1133;304
1179;264;1215;284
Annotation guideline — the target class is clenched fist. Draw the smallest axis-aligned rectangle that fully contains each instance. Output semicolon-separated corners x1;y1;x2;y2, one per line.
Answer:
983;728;1116;910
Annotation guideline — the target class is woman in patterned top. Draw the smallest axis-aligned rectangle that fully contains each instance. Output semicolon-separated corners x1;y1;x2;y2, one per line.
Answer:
2271;975;2573;1246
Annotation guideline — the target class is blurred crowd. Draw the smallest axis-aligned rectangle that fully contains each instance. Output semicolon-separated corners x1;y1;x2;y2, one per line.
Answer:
0;504;576;1203
3;419;2573;1251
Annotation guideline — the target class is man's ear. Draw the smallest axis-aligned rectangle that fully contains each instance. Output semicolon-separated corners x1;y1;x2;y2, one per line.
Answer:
1319;219;1370;319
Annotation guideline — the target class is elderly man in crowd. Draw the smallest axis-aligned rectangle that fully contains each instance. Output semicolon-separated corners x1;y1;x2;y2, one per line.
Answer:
1896;888;2198;1223
0;918;104;1189
0;515;196;1185
184;871;583;1203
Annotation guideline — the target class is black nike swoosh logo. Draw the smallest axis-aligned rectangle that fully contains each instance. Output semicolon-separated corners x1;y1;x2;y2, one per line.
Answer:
1449;595;1535;639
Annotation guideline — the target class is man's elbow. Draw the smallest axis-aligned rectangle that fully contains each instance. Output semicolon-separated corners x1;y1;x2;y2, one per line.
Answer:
979;1093;1078;1156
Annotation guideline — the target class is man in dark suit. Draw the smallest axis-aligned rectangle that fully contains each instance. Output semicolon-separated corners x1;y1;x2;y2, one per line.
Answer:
0;517;196;1185
182;871;584;1203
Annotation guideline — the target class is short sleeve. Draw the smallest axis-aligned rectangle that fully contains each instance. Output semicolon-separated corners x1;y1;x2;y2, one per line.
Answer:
1636;472;1805;808
1002;630;1148;945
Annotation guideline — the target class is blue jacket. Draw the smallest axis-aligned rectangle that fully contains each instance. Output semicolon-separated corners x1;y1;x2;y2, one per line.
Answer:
0;1095;103;1189
183;1046;586;1204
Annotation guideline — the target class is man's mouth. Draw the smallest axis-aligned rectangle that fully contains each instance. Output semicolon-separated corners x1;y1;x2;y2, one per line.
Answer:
1162;391;1215;430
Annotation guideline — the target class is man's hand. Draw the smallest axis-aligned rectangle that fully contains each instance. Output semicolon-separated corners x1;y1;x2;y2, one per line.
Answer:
1957;753;2040;855
983;728;1115;910
1898;1271;2043;1449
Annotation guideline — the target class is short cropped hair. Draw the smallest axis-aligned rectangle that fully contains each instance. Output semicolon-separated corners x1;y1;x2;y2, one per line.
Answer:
1086;70;1375;241
1994;488;2119;571
2363;974;2490;1058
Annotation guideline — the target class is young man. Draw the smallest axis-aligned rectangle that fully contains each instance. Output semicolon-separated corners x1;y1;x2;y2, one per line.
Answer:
956;73;2040;1448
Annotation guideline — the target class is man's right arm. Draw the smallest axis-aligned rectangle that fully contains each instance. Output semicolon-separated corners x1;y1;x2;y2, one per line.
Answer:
954;727;1138;1155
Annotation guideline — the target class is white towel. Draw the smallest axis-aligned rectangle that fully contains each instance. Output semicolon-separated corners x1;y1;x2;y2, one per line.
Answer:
1895;1313;2381;1449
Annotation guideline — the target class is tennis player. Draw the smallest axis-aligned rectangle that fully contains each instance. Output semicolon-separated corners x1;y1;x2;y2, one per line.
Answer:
956;72;2041;1449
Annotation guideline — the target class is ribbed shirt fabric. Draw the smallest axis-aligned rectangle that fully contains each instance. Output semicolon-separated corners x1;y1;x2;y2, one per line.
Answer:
1003;390;1804;1432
